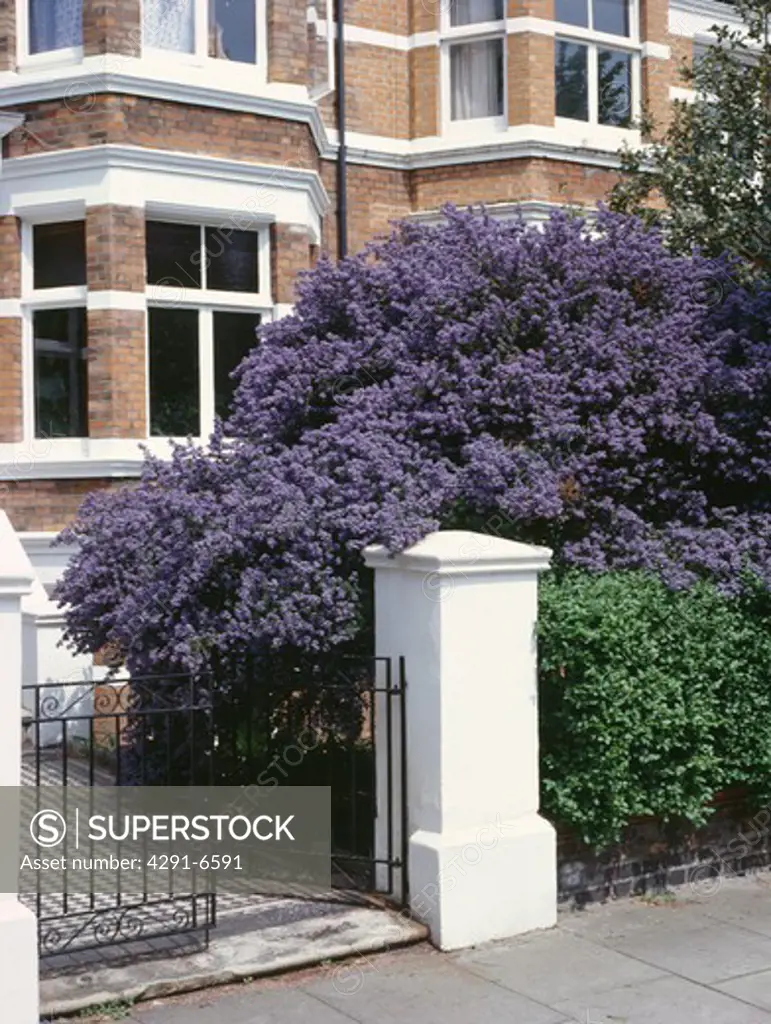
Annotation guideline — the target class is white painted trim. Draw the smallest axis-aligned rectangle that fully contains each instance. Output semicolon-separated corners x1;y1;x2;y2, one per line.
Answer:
505;16;555;36
86;291;146;311
409;199;592;224
1;146;328;244
325;123;641;169
273;303;295;319
670;85;696;102
2;145;330;217
669;0;742;37
0;299;21;317
641;41;670;60
0;437;196;480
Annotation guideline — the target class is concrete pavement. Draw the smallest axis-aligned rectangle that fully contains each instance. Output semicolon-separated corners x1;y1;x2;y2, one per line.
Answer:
66;872;771;1023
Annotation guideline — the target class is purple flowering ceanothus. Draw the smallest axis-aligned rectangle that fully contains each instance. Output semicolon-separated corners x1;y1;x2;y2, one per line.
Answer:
56;209;771;674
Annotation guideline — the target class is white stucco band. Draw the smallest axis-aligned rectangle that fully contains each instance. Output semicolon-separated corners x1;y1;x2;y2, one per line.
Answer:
365;530;557;951
0;144;330;244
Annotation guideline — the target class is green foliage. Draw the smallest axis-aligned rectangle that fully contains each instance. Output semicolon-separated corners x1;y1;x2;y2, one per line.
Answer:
610;0;771;276
539;570;771;847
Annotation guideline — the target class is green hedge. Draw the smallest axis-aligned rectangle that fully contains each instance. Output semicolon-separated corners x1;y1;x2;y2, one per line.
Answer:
538;571;771;848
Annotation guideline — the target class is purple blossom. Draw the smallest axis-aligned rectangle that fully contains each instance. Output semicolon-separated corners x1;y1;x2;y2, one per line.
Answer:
56;209;771;672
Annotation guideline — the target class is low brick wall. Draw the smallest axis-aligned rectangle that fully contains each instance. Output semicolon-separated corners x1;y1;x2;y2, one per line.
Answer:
556;789;771;906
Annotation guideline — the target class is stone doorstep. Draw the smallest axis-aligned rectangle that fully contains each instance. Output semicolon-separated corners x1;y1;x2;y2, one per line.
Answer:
40;904;428;1019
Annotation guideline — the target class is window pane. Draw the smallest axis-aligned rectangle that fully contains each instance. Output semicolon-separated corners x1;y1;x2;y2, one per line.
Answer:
598;49;632;125
205;228;260;292
450;0;504;26
143;0;194;52
148;308;200;436
214;311;261;419
29;0;82;53
209;0;256;62
555;40;589;121
593;0;629;36
554;0;589;27
33;308;87;439
33;222;86;289
450;39;504;120
146;221;202;289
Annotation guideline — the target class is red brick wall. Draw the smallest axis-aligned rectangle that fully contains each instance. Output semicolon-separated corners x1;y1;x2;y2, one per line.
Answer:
86;205;145;292
6;96;320;171
0;318;22;443
83;0;142;57
0;217;22;443
0;479;130;532
0;0;14;71
267;0;308;84
271;223;313;304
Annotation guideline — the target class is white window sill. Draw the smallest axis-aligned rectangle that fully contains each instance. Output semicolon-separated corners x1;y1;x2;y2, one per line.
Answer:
0;437;205;481
16;46;84;73
443;115;507;140
554;117;640;150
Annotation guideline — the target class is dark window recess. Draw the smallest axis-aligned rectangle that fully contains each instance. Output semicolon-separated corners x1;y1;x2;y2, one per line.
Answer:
33;222;86;289
450;0;504;26
146;221;202;288
33;308;87;438
593;0;629;36
556;40;589;121
210;0;256;63
214;311;261;419
205;228;260;292
149;307;200;436
598;49;632;126
555;0;589;27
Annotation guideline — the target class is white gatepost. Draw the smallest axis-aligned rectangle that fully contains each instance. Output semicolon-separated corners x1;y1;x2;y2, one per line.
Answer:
0;511;40;1022
364;529;556;951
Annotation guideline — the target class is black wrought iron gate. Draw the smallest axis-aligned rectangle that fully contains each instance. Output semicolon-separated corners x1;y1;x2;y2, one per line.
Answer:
21;654;406;964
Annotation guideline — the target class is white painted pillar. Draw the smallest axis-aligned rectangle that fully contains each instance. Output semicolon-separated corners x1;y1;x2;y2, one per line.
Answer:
0;511;39;1022
23;580;96;748
364;530;556;951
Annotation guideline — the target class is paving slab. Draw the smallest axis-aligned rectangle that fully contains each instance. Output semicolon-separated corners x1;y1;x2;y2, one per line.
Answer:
132;987;354;1024
48;872;771;1024
551;972;771;1024
715;969;771;1013
301;944;568;1024
41;904;426;1019
452;927;665;1004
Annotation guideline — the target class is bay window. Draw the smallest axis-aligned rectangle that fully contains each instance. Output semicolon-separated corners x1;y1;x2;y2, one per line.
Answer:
443;0;505;125
28;221;88;439
146;220;269;438
26;0;82;55
555;0;637;128
143;0;258;64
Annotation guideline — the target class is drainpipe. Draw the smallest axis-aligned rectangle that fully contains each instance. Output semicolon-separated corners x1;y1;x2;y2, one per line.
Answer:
335;0;348;259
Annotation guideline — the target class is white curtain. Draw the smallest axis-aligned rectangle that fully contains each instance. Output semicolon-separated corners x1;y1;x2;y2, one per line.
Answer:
450;0;503;27
143;0;195;53
29;0;82;54
451;39;503;120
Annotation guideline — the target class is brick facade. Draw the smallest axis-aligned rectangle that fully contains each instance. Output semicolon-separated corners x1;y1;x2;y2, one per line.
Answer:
83;0;142;57
0;0;726;533
271;223;314;304
268;0;309;84
0;0;14;72
0;479;127;532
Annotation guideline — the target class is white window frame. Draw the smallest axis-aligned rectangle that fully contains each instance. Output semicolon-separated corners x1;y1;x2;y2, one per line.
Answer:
20;216;88;442
554;0;641;130
142;0;268;82
16;0;84;69
439;2;507;136
145;220;272;440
